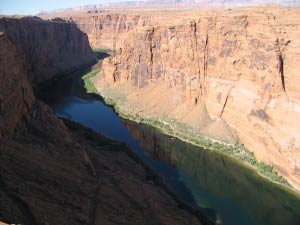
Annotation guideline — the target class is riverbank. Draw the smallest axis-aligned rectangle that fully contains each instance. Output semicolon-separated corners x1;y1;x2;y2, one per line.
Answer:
83;68;299;194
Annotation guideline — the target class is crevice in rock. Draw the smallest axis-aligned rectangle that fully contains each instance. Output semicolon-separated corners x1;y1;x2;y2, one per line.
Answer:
278;53;285;92
274;36;286;93
150;44;153;79
192;21;202;97
220;88;232;118
113;71;117;82
149;28;154;80
191;22;199;68
203;33;209;92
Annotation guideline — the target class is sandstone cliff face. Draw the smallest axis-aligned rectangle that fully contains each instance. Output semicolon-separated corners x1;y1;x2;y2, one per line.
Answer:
71;13;145;49
96;8;300;190
0;17;95;86
44;12;190;50
0;33;35;137
0;16;96;136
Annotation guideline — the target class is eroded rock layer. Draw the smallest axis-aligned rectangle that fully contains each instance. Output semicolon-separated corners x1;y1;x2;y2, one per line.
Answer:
41;11;194;50
93;7;300;190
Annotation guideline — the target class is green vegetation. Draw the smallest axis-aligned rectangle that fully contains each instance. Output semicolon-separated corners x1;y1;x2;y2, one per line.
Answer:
210;142;291;186
82;69;99;93
93;78;294;189
125;120;300;225
93;48;115;54
99;94;292;189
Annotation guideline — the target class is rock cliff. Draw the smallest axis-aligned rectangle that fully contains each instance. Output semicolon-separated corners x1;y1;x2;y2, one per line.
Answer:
71;13;145;49
0;17;96;86
94;7;300;190
41;11;191;50
0;32;35;137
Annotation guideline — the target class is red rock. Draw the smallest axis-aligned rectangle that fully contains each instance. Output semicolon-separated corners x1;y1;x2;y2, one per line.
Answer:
92;7;300;190
0;32;35;137
0;17;96;86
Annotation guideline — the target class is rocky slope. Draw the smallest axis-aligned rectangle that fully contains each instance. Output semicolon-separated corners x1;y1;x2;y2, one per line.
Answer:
92;7;300;190
0;33;35;137
0;18;209;225
0;17;95;86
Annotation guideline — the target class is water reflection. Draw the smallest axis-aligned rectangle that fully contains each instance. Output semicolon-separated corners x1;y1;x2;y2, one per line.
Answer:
123;120;300;225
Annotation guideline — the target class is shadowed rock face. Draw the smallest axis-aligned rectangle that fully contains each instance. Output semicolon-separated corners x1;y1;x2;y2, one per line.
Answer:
41;11;195;50
0;18;208;225
0;33;35;137
88;7;300;190
0;108;207;225
0;17;96;86
71;13;145;49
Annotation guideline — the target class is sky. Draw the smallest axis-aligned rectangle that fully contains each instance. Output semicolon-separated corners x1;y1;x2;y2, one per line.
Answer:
1;0;298;15
0;0;125;15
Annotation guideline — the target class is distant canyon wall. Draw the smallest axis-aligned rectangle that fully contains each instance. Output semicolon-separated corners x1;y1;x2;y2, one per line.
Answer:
93;8;300;189
0;17;96;137
0;17;95;86
71;13;145;49
63;12;191;50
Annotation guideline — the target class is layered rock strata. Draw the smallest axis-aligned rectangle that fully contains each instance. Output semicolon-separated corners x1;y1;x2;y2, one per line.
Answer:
41;11;194;50
94;7;300;190
0;17;95;86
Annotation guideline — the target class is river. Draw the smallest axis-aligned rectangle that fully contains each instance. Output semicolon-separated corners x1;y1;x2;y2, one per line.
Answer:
40;67;300;225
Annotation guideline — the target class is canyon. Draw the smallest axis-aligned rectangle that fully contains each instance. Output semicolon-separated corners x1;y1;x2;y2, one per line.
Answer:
0;17;211;225
1;4;300;225
47;6;300;190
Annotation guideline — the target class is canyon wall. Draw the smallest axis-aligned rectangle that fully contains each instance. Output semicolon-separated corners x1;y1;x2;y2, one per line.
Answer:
0;17;95;86
0;16;96;137
41;11;191;50
0;24;90;224
94;8;300;190
71;13;145;49
0;33;35;137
